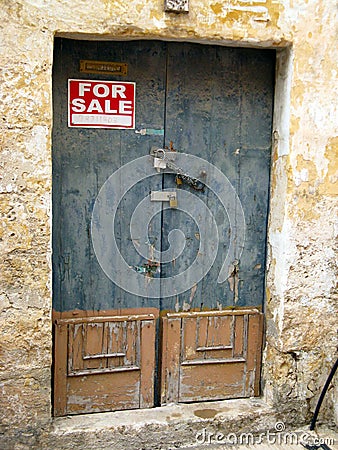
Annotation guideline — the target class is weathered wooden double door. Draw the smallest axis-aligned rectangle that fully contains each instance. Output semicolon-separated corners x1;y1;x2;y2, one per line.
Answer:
52;39;275;416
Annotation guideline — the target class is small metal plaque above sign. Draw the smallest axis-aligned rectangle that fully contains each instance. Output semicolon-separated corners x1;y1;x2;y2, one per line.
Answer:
80;60;128;76
164;0;189;13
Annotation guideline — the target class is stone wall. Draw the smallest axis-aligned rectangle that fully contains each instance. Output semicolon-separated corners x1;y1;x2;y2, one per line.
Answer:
0;0;337;444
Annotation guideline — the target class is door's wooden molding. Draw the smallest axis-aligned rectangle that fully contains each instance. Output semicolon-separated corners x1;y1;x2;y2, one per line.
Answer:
166;308;260;318
82;352;126;359
196;345;233;352
52;307;159;320
140;319;157;408
53;321;68;416
55;313;155;325
68;366;140;377
160;317;181;405
181;357;246;366
245;313;264;396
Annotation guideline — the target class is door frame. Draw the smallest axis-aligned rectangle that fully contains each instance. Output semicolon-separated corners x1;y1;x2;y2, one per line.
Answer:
51;36;291;416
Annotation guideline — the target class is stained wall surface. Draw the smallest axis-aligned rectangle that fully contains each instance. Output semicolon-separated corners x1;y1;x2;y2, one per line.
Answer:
0;0;337;443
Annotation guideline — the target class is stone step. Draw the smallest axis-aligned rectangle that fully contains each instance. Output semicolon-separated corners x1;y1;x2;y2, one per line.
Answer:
48;398;338;450
49;398;278;449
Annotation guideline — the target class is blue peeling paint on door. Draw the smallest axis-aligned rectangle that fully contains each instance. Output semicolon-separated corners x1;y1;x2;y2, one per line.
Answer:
52;39;275;412
53;40;167;313
162;43;274;311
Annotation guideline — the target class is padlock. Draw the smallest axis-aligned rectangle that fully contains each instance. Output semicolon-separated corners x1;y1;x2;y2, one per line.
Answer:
154;157;166;169
169;194;178;208
175;175;183;186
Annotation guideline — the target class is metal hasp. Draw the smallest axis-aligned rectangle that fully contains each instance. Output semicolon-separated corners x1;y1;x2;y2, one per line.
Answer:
151;191;178;208
150;147;205;191
164;0;189;13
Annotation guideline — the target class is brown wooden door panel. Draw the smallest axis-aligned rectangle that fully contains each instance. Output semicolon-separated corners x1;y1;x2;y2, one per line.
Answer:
160;309;263;404
67;371;141;414
53;310;157;416
179;363;246;402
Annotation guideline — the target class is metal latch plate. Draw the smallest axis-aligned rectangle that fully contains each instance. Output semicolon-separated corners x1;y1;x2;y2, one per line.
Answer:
151;191;177;202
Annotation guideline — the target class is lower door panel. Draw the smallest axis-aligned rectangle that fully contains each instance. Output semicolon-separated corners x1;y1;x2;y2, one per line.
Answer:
53;309;158;416
160;309;263;404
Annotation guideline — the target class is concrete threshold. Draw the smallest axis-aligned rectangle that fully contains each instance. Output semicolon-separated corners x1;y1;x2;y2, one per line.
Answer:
49;398;279;449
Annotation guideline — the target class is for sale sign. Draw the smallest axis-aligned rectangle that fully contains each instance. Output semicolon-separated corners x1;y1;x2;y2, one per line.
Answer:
68;79;136;129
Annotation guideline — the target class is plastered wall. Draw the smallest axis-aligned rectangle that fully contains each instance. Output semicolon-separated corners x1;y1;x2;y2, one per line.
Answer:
0;0;337;441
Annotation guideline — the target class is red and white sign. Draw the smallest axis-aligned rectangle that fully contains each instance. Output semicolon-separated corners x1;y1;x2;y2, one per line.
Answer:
68;79;136;129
